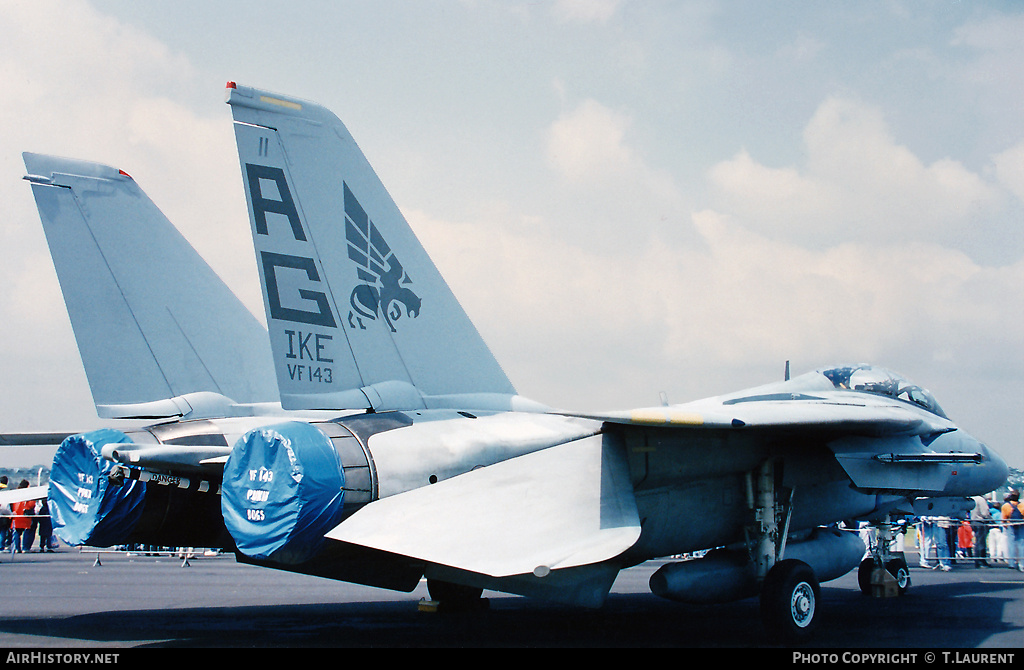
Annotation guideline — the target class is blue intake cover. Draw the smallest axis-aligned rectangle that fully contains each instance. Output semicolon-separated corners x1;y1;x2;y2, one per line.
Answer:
47;428;146;546
221;422;346;564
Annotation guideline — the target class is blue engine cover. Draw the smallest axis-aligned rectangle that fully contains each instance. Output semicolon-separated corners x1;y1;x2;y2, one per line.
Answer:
47;428;146;547
221;422;347;564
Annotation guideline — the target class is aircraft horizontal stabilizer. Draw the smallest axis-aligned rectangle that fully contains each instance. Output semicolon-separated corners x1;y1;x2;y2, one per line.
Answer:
326;434;641;578
0;485;48;506
0;432;73;447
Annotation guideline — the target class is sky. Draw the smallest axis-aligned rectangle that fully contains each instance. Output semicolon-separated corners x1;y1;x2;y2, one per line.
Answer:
0;0;1022;468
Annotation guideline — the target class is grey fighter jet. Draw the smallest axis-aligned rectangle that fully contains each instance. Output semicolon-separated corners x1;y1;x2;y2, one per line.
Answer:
17;84;1007;643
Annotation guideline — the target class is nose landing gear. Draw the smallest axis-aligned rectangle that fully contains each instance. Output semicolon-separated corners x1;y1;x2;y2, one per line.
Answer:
856;518;911;597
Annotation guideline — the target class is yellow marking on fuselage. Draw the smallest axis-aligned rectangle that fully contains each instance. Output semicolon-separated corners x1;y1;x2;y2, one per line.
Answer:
629;410;704;426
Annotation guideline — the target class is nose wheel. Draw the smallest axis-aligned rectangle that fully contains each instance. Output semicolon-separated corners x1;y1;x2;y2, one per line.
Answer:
856;517;911;597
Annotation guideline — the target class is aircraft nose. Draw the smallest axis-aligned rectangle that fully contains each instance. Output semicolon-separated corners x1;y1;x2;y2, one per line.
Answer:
979;442;1009;493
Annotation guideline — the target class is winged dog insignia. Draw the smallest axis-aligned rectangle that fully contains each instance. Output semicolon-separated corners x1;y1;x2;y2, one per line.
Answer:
344;183;421;332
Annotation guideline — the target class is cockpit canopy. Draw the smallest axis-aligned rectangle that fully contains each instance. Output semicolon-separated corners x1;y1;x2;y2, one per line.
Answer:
819;365;948;419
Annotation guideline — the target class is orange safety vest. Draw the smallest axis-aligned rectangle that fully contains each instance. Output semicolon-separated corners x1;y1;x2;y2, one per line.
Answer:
957;523;974;549
11;500;35;530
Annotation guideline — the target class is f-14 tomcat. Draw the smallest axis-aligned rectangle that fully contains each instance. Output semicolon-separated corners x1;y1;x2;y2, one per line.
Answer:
16;83;1007;643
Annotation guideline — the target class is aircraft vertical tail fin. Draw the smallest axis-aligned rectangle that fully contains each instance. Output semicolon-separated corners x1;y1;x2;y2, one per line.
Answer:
23;153;278;418
226;83;523;412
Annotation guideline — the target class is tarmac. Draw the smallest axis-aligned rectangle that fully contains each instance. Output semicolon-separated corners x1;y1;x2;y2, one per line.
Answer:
0;545;1021;649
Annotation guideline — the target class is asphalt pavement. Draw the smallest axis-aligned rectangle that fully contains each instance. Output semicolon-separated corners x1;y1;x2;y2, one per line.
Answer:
0;547;1020;649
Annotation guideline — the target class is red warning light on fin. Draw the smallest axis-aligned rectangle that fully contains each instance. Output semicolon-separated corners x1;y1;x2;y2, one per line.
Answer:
226;81;237;89
119;170;133;180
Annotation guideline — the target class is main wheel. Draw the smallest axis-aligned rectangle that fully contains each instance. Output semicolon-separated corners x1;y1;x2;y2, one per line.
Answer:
885;556;911;595
760;559;821;643
857;557;877;595
426;579;487;612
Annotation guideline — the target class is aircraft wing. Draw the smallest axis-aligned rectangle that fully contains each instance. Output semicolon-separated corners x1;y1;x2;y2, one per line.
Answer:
0;433;74;447
326;433;640;578
0;485;49;506
581;397;949;438
576;393;995;496
580;366;960;440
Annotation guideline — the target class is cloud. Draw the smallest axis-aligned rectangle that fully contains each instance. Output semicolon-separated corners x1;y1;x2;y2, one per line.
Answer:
993;141;1024;202
0;1;253;430
0;1;257;315
950;13;1024;97
675;211;1015;367
408;192;1022;417
551;0;624;24
414;91;1022;423
542;98;685;251
708;97;1008;254
1;1;1020;466
545;98;639;183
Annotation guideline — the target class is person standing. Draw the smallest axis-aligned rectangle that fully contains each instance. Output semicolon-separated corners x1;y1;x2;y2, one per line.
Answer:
971;495;992;566
932;517;953;571
37;499;53;552
10;480;36;554
1001;490;1024;571
918;517;936;568
957;520;975;565
0;476;9;551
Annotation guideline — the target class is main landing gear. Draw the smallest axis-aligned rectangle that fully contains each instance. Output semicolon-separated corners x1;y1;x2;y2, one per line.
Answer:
856;518;910;597
760;559;820;642
748;459;821;643
420;579;489;613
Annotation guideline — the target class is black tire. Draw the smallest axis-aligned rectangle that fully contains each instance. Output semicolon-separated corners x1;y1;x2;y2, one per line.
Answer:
426;579;486;612
857;557;875;595
760;559;821;643
885;556;911;595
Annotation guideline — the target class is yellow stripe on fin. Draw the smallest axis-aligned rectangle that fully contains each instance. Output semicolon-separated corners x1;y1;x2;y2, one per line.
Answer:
259;95;302;111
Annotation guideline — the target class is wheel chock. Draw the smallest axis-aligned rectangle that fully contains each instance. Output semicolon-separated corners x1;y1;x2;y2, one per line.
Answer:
870;567;899;598
417;598;440;613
